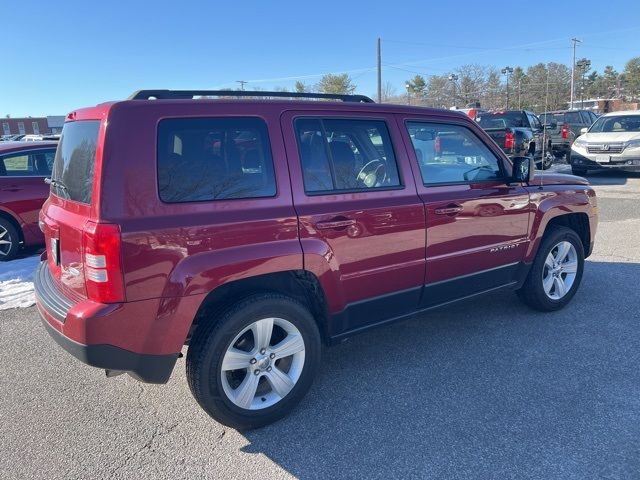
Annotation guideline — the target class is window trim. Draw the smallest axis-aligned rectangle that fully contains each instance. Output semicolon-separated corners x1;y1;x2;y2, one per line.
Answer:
155;116;278;204
403;118;509;187
293;115;405;196
0;148;57;178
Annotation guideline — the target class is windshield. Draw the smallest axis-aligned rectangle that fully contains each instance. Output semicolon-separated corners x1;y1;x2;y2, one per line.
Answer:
589;115;640;133
51;120;100;203
476;112;526;129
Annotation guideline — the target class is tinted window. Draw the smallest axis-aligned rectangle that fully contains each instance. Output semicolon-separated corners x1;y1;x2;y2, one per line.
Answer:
157;117;276;203
52;121;100;203
295;118;400;193
1;149;55;177
406;122;504;185
476;112;527;129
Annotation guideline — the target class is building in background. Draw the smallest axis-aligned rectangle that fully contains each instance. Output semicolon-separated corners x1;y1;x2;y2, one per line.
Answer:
1;116;66;135
46;116;65;134
1;117;49;136
566;98;639;114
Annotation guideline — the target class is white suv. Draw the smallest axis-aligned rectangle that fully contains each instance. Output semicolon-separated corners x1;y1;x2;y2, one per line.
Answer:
570;110;640;175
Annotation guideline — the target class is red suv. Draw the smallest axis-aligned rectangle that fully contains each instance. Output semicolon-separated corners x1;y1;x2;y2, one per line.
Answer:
0;141;57;260
35;90;598;429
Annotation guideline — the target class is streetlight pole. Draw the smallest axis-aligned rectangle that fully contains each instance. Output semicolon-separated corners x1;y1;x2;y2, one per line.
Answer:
448;74;458;108
576;59;591;110
405;82;411;105
570;38;581;110
501;66;513;109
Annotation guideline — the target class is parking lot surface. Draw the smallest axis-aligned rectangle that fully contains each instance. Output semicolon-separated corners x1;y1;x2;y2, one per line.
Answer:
1;166;639;480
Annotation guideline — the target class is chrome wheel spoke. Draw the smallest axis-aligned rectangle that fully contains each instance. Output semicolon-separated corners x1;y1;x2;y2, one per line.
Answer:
553;276;567;297
0;229;7;239
231;372;260;409
544;253;554;270
555;242;571;263
221;348;254;371
252;318;274;351
543;274;554;294
0;240;10;245
561;261;578;274
266;367;295;398
272;334;305;360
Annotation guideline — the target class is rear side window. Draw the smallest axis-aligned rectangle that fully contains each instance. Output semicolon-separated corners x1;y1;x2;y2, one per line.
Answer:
52;121;100;203
406;122;504;185
0;150;55;177
157;117;276;203
294;118;401;193
564;111;583;123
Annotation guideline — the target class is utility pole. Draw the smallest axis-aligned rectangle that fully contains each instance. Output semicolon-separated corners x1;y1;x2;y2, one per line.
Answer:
236;80;248;91
501;66;513;109
570;38;581;110
377;38;382;103
405;82;411;105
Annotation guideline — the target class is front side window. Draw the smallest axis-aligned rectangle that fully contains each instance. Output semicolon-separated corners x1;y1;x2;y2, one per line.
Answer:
157;117;276;203
564;111;583;124
406;122;504;185
294;118;401;193
0;149;55;177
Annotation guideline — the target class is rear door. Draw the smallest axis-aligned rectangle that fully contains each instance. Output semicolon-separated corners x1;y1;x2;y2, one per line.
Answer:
281;111;425;333
0;148;54;235
397;116;531;307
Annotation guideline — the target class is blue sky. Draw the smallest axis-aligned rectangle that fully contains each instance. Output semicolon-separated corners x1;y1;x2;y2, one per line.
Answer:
3;0;640;116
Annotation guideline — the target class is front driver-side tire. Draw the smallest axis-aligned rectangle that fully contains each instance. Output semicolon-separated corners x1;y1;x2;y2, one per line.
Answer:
517;226;585;312
186;293;321;430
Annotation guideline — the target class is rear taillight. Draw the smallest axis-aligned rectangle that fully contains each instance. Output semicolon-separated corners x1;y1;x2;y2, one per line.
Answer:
82;221;125;303
504;130;515;150
561;123;569;140
435;136;441;154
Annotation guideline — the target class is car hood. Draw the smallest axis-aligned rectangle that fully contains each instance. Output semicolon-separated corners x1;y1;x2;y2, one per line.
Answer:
528;173;590;187
580;132;640;143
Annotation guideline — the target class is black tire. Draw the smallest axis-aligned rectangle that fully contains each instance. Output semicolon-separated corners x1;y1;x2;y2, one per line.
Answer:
571;166;587;176
186;293;321;430
0;218;20;261
517;226;584;312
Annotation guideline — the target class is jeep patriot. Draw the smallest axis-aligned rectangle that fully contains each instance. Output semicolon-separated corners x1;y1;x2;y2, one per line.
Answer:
35;90;598;429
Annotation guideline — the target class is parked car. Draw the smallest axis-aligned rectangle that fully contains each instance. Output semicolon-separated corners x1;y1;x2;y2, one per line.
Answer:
1;134;25;142
35;90;598;429
476;110;554;169
0;141;57;260
21;134;45;142
570;110;640;175
539;109;598;160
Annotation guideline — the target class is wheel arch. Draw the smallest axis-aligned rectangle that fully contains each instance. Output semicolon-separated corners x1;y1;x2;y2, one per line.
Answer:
188;270;331;346
527;210;591;262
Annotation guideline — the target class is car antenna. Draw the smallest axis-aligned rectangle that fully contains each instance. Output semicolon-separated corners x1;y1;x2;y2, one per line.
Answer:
539;68;551;191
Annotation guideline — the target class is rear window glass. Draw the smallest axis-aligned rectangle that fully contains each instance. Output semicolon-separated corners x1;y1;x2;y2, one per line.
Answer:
157;117;276;203
476;112;527;129
51;121;100;203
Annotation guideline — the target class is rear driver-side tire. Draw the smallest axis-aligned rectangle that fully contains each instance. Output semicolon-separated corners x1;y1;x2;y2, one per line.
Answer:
0;218;20;261
186;293;321;430
517;226;584;312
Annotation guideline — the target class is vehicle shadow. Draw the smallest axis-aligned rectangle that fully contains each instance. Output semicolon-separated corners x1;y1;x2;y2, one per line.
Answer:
240;260;640;479
548;162;634;186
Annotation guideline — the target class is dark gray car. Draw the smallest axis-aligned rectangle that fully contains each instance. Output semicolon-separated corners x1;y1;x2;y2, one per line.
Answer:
540;110;598;160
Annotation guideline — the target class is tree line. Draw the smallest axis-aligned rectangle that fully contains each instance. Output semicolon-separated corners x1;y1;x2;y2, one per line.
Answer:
288;56;640;113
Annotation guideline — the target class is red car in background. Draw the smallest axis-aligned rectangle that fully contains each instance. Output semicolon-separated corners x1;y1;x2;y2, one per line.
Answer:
0;141;57;260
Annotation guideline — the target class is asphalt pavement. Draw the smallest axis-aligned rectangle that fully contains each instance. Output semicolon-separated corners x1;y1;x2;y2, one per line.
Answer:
1;165;639;480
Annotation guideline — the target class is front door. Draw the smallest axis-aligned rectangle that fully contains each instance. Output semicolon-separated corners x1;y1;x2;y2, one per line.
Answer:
398;117;531;306
281;112;426;334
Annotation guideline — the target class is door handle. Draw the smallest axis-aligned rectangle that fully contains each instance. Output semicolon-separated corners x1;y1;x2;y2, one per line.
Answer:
315;219;356;230
434;205;463;215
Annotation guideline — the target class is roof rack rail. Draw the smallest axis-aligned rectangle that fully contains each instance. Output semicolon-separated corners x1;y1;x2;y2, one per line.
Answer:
128;89;375;103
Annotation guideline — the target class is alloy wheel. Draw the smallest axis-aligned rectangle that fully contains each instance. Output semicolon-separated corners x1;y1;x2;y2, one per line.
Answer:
0;225;13;257
220;317;306;410
542;241;578;300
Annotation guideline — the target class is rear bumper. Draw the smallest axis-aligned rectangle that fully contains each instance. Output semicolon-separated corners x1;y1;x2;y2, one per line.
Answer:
34;261;181;384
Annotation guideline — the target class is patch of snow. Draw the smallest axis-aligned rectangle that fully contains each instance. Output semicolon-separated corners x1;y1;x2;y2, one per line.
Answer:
0;255;41;310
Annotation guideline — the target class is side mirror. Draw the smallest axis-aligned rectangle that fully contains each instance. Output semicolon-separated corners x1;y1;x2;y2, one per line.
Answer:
580;127;588;135
511;156;534;183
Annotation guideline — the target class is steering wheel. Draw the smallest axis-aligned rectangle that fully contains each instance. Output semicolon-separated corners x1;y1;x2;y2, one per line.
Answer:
356;159;387;188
